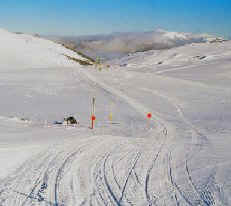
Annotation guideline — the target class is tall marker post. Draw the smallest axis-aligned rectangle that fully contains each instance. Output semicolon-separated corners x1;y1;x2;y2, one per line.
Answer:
91;97;96;129
108;102;114;123
109;112;113;122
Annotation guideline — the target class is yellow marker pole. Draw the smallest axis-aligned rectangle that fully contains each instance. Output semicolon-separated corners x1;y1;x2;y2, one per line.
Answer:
109;112;113;122
108;102;115;123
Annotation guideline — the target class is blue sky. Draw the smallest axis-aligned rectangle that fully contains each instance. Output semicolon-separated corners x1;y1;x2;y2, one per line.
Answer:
0;0;230;37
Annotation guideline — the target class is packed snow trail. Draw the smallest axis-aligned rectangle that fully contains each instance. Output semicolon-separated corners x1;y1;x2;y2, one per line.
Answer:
77;67;172;135
1;65;226;206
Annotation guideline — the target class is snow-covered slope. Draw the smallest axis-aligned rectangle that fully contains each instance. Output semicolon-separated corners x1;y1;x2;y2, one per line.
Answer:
110;39;231;69
0;28;88;70
0;28;231;205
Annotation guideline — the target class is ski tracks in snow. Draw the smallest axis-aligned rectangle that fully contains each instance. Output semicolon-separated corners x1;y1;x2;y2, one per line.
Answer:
141;88;208;159
77;67;224;205
0;65;172;205
141;88;224;205
0;65;224;206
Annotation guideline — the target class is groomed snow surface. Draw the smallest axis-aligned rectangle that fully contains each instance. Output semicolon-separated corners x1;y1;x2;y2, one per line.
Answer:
0;29;231;205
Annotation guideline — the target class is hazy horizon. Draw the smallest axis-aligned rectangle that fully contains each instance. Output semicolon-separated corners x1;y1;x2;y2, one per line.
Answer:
47;29;221;60
0;0;231;38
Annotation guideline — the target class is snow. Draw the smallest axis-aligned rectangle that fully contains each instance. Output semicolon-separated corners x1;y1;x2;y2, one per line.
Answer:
0;29;87;71
110;40;231;70
0;28;231;205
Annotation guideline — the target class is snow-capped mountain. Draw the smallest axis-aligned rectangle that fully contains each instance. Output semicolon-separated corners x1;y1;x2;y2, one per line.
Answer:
49;29;219;60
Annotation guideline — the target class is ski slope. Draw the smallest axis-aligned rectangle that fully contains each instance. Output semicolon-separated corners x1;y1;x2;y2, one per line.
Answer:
0;29;231;205
0;28;87;71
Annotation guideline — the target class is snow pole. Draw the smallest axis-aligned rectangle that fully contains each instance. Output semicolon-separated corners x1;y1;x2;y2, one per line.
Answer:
91;97;96;129
147;112;152;128
108;102;112;122
109;102;115;123
91;114;96;129
109;112;113;122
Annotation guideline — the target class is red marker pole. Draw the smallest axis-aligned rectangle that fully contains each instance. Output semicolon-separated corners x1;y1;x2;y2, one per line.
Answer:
147;113;152;119
91;97;96;129
147;113;152;129
91;115;96;129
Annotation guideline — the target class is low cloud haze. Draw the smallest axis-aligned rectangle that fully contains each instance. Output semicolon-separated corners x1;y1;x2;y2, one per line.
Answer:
50;29;213;60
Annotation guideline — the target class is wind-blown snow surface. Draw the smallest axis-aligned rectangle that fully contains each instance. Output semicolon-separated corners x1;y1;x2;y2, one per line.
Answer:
0;29;231;205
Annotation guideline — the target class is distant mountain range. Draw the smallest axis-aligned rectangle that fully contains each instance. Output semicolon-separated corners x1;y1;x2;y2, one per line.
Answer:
44;29;225;60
